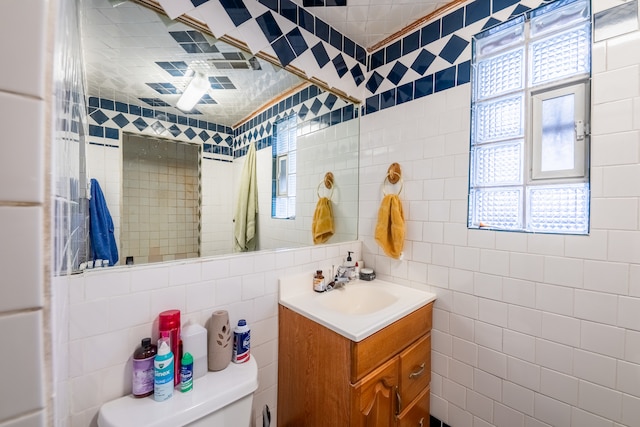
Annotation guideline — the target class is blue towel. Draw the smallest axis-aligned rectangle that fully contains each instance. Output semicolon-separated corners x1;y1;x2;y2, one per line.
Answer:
89;178;119;265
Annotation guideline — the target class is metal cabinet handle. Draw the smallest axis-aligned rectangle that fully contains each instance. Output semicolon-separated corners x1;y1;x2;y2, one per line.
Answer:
419;417;424;427
409;362;425;379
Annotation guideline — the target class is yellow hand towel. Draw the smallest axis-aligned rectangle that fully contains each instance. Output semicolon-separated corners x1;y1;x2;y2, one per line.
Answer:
312;197;334;244
375;194;405;259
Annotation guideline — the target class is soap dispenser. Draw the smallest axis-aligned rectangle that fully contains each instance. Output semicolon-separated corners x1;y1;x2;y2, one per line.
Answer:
345;251;357;280
345;251;354;266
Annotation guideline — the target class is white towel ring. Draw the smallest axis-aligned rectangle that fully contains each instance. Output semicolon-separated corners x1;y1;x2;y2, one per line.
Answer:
383;163;403;195
317;181;334;200
383;173;403;196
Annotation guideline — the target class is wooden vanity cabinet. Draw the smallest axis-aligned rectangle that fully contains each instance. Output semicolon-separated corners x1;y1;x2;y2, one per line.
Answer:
278;302;433;427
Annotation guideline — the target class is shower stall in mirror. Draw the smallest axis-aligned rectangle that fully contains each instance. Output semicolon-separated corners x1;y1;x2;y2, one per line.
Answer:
122;134;201;264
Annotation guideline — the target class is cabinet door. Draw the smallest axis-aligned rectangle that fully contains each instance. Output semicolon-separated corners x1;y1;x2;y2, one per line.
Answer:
351;357;399;427
397;387;430;427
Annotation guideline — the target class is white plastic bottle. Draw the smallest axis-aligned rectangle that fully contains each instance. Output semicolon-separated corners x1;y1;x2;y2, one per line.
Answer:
154;335;174;402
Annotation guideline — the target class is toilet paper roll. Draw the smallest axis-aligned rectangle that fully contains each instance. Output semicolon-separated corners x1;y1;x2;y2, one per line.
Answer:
207;310;232;371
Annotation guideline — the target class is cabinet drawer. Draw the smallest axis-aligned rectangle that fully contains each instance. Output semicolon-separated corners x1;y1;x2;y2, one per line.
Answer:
351;303;433;383
399;333;431;405
397;386;430;427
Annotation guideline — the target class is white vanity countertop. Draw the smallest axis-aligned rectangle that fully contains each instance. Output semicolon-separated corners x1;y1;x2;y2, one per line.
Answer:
279;273;437;342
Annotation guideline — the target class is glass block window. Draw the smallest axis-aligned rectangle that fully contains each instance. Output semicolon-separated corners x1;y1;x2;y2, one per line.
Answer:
469;0;591;234
272;114;297;219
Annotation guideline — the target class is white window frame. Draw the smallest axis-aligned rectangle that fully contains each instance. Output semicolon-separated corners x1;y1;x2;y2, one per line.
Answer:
272;114;297;219
530;81;588;180
468;0;591;235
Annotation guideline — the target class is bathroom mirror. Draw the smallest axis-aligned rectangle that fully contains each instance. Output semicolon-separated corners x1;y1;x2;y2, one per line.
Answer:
78;0;359;268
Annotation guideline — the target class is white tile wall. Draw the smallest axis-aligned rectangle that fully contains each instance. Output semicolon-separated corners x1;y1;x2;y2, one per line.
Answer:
358;13;640;427
0;1;48;426
64;241;360;426
4;2;638;427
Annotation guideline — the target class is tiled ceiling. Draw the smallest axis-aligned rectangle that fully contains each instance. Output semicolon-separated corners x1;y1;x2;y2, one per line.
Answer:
81;0;304;127
81;0;458;128
289;0;454;48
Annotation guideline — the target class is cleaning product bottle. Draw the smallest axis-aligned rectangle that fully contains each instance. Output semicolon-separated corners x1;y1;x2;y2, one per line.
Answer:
159;309;181;386
154;334;174;402
232;319;250;363
180;352;193;393
132;337;156;398
181;322;208;380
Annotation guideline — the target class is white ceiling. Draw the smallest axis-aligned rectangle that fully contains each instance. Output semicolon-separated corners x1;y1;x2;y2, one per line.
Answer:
290;0;453;48
81;0;456;127
82;0;304;127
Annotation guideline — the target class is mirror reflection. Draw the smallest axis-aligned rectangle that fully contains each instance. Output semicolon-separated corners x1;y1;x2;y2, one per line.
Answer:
80;0;359;268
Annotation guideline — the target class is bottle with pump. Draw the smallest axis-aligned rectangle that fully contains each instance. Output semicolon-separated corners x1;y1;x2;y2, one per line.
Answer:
154;334;174;402
345;251;357;280
132;338;156;398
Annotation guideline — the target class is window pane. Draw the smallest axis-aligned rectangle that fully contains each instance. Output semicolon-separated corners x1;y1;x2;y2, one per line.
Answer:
530;22;590;85
278;156;288;195
469;187;522;230
276;132;287;154
474;19;525;58
288;197;296;218
288;173;296;197
472;141;523;186
526;184;589;234
275;197;287;218
288;150;297;174
475;48;524;100
540;93;575;172
288;123;297;151
474;94;524;143
530;0;589;37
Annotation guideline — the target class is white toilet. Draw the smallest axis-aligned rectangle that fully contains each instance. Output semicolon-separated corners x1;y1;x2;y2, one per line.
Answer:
98;357;258;427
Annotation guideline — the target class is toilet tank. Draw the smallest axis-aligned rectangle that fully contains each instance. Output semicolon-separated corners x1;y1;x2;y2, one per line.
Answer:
98;357;258;427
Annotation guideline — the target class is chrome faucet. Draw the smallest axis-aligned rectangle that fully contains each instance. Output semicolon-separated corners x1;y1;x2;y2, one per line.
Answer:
325;266;350;291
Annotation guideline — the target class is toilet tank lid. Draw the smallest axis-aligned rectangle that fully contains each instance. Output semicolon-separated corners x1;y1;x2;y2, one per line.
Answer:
98;357;258;427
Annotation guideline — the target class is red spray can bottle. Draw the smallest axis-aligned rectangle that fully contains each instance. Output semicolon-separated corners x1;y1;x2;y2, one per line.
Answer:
159;310;181;386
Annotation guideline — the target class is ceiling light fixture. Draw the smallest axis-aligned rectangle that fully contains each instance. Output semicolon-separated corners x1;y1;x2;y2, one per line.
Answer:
176;73;209;112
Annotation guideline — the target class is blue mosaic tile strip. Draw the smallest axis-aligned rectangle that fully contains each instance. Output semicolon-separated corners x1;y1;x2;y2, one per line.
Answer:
85;98;230;133
286;28;309;56
361;0;548;115
187;0;367;90
87;97;233;151
387;62;408;86
256;12;282;43
232;85;359;157
311;42;330;68
368;0;541;72
220;0;252;27
90;109;109;125
439;35;469;64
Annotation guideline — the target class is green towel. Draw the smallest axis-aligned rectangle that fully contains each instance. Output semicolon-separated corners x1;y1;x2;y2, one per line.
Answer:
234;142;258;252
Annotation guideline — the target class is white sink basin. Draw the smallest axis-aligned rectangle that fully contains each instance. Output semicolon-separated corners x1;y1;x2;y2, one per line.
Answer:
317;284;399;315
279;275;436;342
